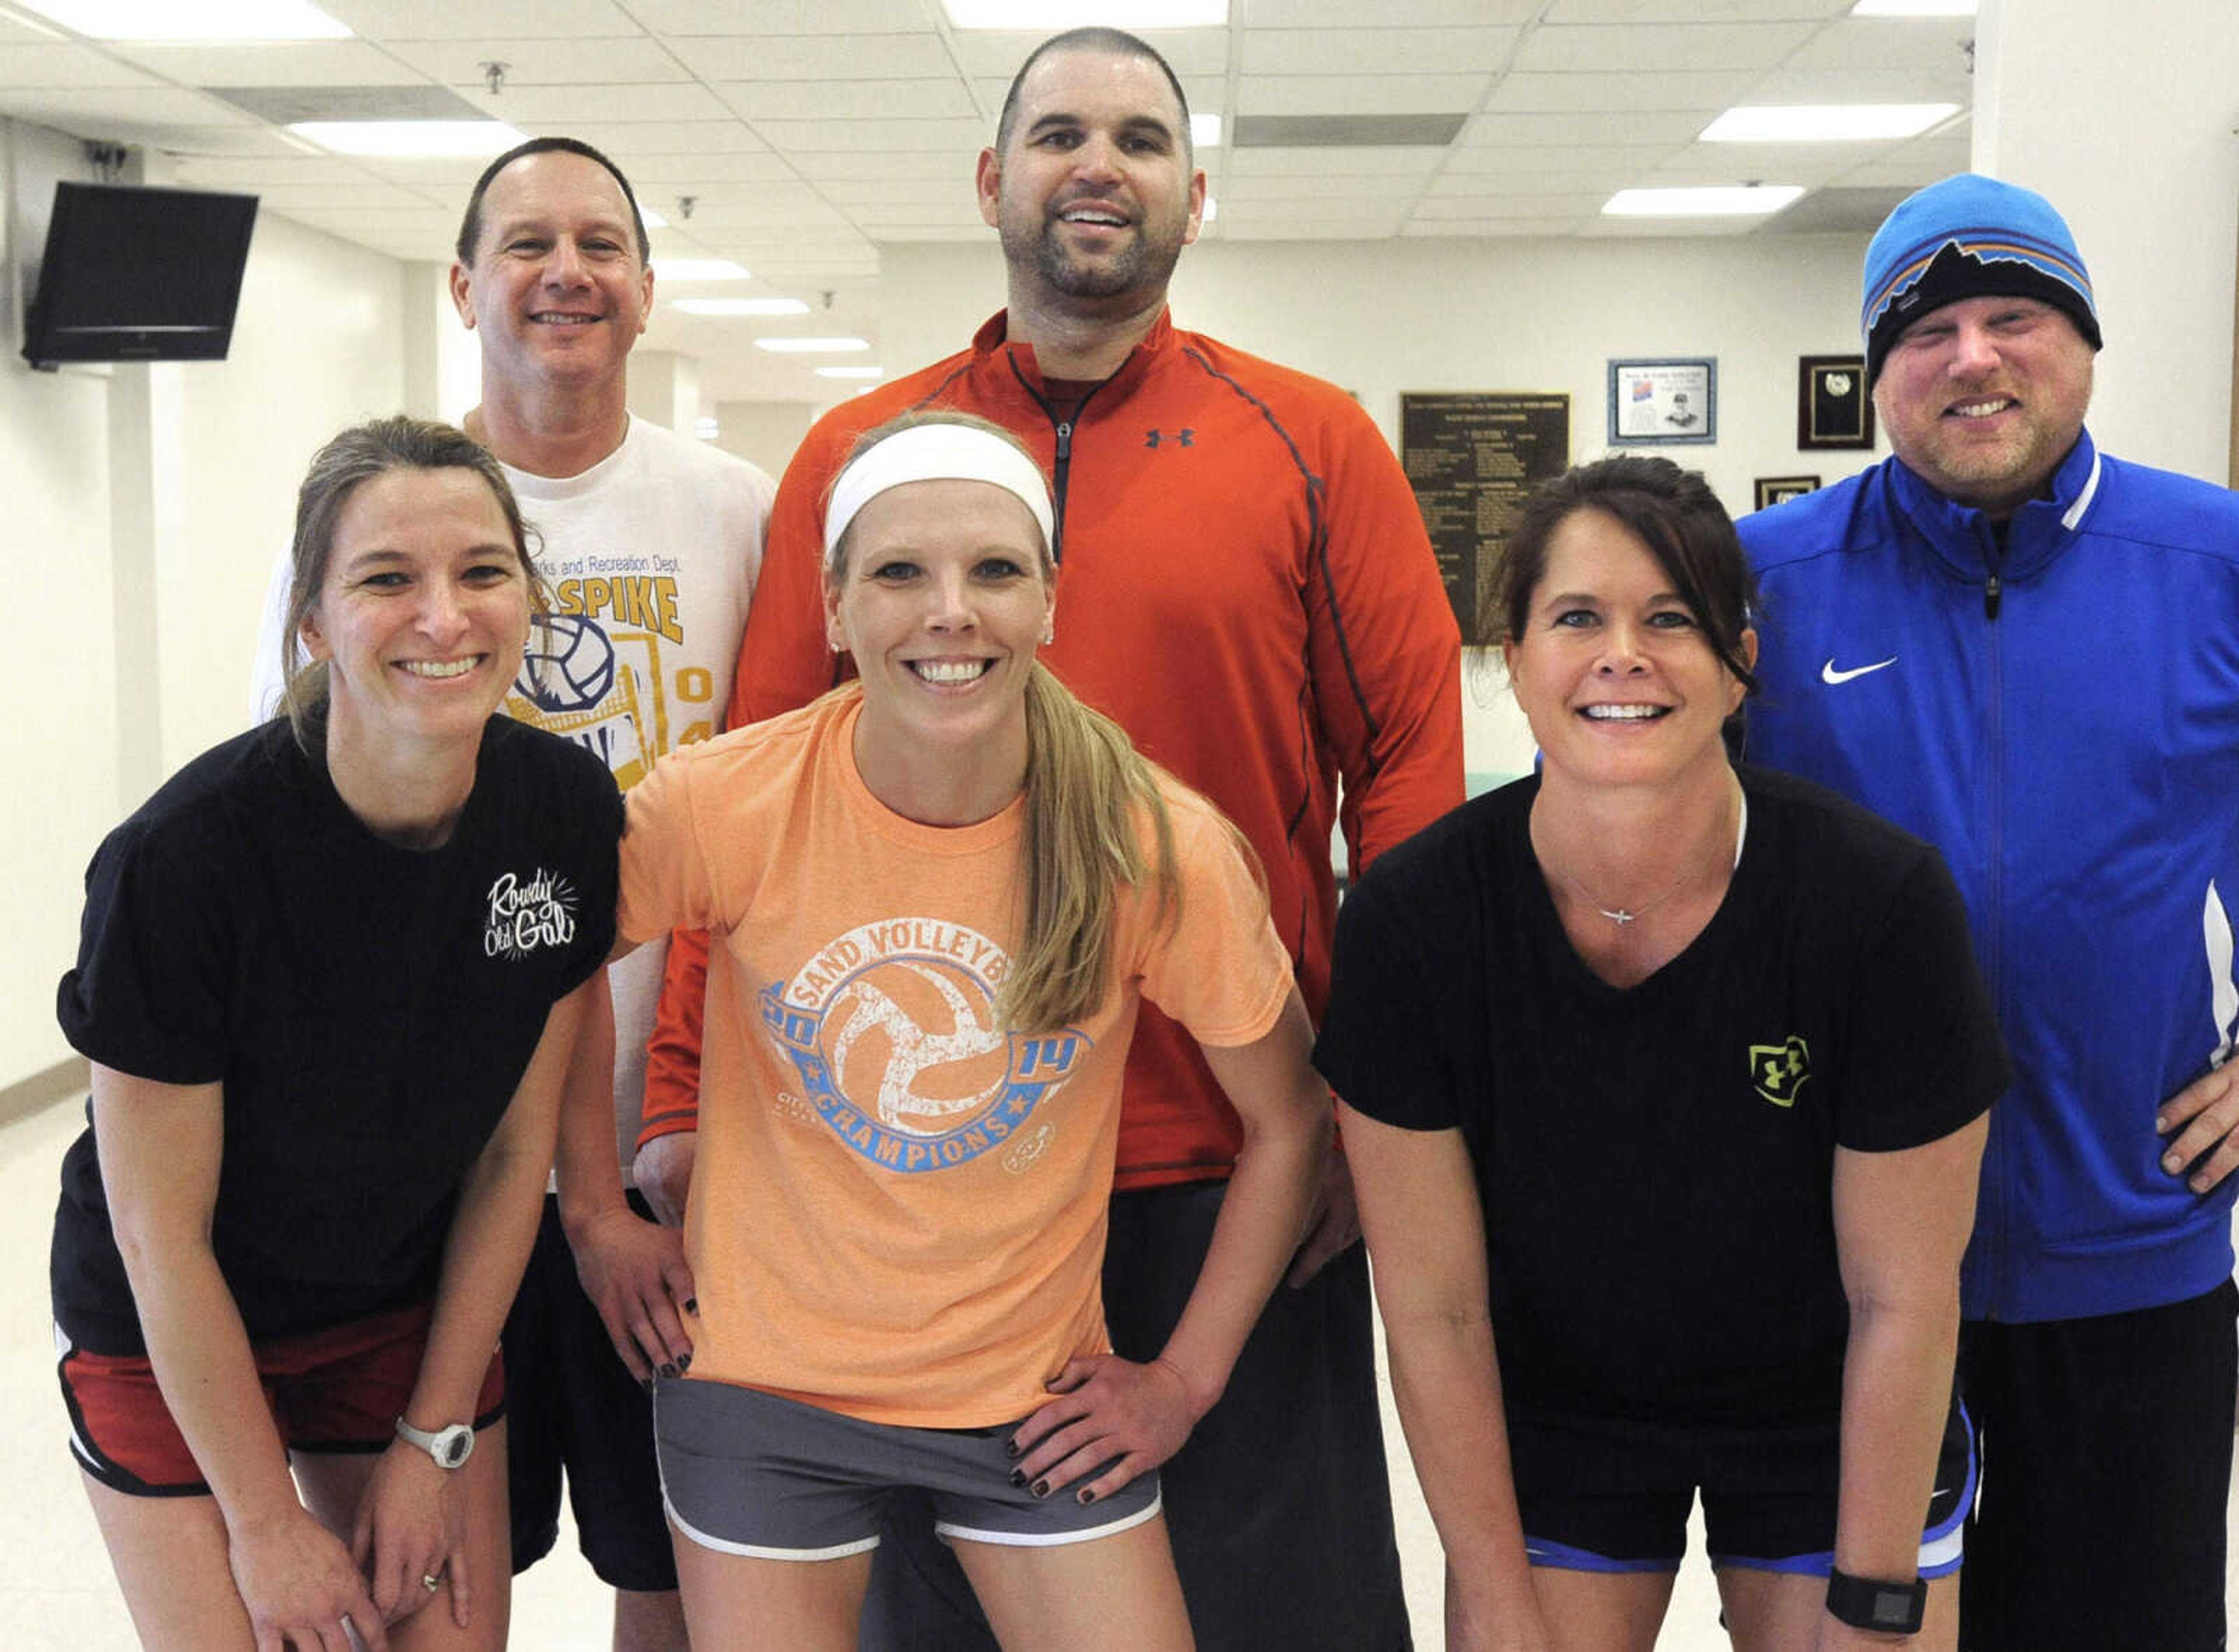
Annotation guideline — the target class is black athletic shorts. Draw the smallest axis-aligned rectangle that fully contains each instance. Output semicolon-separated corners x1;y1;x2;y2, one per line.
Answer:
504;1191;676;1593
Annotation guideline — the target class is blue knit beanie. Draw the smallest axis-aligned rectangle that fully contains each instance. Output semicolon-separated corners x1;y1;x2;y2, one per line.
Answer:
1861;172;2101;385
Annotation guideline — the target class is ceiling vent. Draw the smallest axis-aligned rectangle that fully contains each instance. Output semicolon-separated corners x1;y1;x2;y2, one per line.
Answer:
1232;114;1468;148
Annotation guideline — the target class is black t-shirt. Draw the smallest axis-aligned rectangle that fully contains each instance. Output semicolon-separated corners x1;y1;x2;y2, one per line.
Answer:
51;715;621;1355
1315;765;2008;1427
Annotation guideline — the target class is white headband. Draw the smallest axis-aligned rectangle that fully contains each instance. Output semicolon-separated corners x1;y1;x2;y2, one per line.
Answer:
823;423;1055;567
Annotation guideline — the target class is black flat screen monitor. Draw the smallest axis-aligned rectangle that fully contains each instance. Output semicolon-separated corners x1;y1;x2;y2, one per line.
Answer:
22;182;259;367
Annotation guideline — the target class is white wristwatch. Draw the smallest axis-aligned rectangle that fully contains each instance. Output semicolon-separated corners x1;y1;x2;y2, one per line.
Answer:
394;1416;475;1469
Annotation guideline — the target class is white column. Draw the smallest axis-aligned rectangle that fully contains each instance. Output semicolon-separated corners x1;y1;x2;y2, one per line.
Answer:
1974;0;2239;484
625;349;700;434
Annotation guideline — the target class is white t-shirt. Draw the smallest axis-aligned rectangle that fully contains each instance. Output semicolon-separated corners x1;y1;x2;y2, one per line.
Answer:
251;416;775;1178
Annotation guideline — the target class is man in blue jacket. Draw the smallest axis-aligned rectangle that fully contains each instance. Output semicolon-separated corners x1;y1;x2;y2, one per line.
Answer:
1739;173;2239;1651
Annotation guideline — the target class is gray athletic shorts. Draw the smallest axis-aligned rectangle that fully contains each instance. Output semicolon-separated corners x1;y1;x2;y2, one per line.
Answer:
654;1376;1163;1561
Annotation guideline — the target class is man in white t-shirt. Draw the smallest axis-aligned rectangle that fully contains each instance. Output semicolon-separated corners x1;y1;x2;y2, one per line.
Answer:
252;136;771;1652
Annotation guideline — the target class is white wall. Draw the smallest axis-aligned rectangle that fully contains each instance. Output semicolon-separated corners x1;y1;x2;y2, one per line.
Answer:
2;124;408;1091
713;396;816;481
879;230;1878;779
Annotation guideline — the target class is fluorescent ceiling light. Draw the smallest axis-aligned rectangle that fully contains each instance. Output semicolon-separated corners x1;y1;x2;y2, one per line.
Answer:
673;297;812;317
943;0;1225;26
639;206;668;230
1602;184;1805;217
291;120;527;158
1852;0;1974;14
1191;113;1222;149
1702;104;1959;143
817;365;885;379
756;336;871;354
653;259;750;282
17;0;349;37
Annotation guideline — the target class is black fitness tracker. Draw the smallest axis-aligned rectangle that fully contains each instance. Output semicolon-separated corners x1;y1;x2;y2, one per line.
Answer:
1826;1565;1928;1635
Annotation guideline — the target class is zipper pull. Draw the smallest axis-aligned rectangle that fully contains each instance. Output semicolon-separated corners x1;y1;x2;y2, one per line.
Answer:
1055;420;1072;463
1984;570;2002;621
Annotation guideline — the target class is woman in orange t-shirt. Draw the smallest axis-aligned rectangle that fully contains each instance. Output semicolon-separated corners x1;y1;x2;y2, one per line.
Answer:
563;412;1331;1652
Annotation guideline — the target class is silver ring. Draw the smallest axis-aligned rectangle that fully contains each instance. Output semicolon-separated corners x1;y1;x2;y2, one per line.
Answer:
422;1572;443;1593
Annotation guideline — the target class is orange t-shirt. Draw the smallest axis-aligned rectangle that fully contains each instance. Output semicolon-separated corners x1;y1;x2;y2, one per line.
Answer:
617;690;1292;1426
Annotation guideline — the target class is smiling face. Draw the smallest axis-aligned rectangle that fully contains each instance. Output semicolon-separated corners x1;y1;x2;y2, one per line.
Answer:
1503;506;1753;795
300;466;534;750
976;46;1205;318
448;149;652;398
826;478;1055;809
1872;293;2095;519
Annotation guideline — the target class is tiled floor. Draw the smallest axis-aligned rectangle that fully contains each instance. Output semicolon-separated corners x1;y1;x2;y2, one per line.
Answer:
2;1092;2227;1649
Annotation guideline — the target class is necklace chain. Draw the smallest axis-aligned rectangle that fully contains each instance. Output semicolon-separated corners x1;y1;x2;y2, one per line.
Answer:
1554;794;1749;928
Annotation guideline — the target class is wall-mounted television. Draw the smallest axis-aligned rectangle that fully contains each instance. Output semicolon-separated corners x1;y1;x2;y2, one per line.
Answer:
21;182;259;369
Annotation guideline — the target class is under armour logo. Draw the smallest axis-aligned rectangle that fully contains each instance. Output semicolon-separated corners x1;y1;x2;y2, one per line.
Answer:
1144;428;1194;449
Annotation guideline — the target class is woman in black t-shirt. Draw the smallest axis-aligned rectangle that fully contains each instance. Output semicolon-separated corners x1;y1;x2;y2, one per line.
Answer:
51;417;618;1651
1315;457;2002;1652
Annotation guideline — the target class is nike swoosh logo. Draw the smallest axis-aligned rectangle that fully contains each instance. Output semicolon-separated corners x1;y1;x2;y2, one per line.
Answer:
1822;656;1897;685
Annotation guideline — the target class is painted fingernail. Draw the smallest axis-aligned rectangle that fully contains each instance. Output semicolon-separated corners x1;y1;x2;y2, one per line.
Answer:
659;1362;679;1380
1030;1479;1050;1499
1076;1488;1096;1506
683;1299;698;1314
640;1376;654;1391
677;1352;692;1373
1004;1440;1022;1459
1008;1469;1027;1488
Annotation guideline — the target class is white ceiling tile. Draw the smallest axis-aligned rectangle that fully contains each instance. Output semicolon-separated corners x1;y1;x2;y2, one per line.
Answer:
356;154;524;185
664;32;954;80
380;38;693;86
626;152;805;184
1237;74;1490;117
788;149;977;181
0;85;255;125
872;224;991;242
1223;144;1452;176
1441;141;1678;176
104;41;429;86
630;0;935;35
1543;0;1847;20
1399;216;1592;236
0;43;160;87
1836;155;1966;188
250;179;453;209
1428;166;1643;196
1414;191;1608;218
1742;64;1971;103
1244;0;1542;24
749;117;985;152
1514;21;1816;73
1779;16;1976;72
546;121;769;154
1578;213;1762;236
1461;110;1710;146
633;177;829;211
1487;71;1759;114
966;73;1217;118
324;0;646;40
945;28;1227;78
819;177;981;205
171;154;384;185
1643;151;1844;188
1242;27;1517;76
454;80;732;121
1219;217;1405;241
654;197;856;229
1219;173;1416;202
850;202;989;229
718;78;976;121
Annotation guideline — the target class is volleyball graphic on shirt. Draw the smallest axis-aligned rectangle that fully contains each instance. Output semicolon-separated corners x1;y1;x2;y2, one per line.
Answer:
760;917;1092;1174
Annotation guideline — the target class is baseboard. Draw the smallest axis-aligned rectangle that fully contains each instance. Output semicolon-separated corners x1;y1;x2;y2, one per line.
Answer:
0;1056;88;1128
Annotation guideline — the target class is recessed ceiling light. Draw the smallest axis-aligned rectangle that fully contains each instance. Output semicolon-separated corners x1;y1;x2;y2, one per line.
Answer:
290;120;527;158
755;336;871;354
1701;104;1960;143
1851;0;1974;15
1191;113;1222;149
16;0;349;37
943;0;1225;24
1602;185;1805;217
817;365;885;379
673;298;812;317
653;259;750;282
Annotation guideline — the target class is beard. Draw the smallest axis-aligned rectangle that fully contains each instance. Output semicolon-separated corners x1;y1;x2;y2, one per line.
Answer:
1002;205;1186;305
